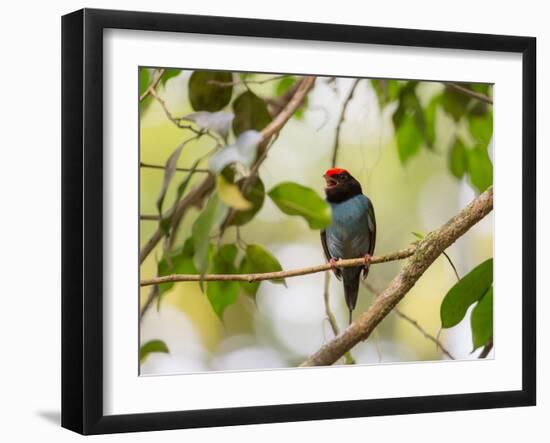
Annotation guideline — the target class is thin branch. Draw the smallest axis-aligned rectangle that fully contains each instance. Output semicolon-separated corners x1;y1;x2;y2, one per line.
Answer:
331;79;361;167
147;87;223;145
140;247;415;286
207;75;289;88
442;251;460;281
394;309;455;360
448;83;493;105
363;282;455;360
478;338;493;359
323;272;355;365
140;161;211;174
300;186;493;366
140;68;165;102
140;214;161;221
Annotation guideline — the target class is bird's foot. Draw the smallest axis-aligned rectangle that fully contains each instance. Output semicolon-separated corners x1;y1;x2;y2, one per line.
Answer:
363;254;373;266
329;257;340;269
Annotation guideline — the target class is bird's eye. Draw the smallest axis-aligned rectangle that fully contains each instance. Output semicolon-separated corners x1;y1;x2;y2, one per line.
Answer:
339;173;348;180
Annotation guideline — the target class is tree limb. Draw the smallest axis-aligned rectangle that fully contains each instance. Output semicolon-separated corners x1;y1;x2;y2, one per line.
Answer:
300;186;493;367
140;246;415;286
331;79;361;167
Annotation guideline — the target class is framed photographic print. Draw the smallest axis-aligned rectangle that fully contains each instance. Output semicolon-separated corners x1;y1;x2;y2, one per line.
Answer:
61;8;536;435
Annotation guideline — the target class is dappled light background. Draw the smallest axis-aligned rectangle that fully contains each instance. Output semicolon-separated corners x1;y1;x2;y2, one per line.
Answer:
139;71;493;375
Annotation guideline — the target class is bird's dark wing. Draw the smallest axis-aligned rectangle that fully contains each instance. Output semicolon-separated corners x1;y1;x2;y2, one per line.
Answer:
363;198;377;279
367;199;376;256
321;230;341;280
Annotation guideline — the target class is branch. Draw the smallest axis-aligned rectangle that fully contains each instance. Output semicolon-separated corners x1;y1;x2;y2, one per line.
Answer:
394;309;455;360
331;79;361;167
140;161;211;174
260;76;316;141
140;247;415;286
300;186;493;367
363;281;455;360
207;75;289;88
448;83;493;105
478;338;493;359
140;214;161;221
140;68;165;102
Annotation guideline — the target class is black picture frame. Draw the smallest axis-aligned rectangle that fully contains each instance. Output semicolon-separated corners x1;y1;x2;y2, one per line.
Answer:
62;8;536;435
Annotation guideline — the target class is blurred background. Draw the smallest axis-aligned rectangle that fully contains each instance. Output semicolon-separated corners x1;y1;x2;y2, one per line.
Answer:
139;70;493;375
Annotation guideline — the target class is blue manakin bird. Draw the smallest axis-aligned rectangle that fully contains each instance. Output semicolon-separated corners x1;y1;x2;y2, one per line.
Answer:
321;168;377;325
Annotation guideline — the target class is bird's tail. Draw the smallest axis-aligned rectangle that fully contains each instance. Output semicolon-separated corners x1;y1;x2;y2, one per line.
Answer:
342;267;362;325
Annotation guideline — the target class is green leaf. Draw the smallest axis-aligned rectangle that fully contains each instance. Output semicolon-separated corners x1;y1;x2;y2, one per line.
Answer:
449;138;468;179
392;81;422;130
238;255;259;297
371;79;404;107
440;258;493;328
139;339;169;363
139;68;153;111
208;130;263;173
424;95;441;147
216;175;252;210
239;244;285;297
411;231;425;240
192;194;229;278
160;69;181;87
268;182;332;229
441;85;470;121
225;176;265;227
188;71;233;112
469;112;493;149
275;76;296;96
471;286;493;351
206;244;240;319
156;238;197;306
395;113;422;165
232;91;272;136
467;146;493;193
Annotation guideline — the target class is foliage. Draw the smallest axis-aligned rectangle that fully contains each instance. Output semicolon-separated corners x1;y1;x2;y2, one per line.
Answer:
139;340;170;363
232;91;272;136
188;71;233;112
268;182;332;229
239;244;285;298
371;79;493;193
440;258;493;351
140;68;494;362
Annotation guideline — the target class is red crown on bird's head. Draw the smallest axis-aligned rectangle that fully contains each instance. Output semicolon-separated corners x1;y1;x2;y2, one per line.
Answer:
324;167;349;177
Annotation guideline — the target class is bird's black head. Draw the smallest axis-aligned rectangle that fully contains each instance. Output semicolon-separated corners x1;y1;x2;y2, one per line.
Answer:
323;168;362;203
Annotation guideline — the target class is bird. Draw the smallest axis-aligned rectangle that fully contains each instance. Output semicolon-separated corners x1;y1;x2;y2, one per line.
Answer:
320;168;376;325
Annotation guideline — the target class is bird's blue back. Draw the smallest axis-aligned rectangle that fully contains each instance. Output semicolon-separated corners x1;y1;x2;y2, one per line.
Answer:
325;194;374;260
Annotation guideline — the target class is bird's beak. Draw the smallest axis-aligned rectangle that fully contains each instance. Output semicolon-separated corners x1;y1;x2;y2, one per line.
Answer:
323;174;337;189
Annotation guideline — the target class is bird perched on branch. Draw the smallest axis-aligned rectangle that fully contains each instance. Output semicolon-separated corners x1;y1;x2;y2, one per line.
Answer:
321;168;376;325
